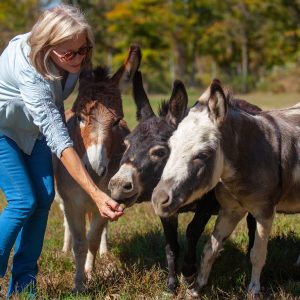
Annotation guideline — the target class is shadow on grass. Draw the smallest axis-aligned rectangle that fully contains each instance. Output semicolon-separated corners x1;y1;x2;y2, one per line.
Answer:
261;234;300;297
208;233;300;297
43;222;299;299
113;225;299;296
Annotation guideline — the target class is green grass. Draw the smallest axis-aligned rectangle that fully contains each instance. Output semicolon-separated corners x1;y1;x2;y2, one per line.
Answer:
0;91;300;299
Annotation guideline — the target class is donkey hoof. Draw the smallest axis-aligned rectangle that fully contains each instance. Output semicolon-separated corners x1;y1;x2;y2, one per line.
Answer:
186;284;200;299
73;280;87;294
247;292;261;300
99;248;108;257
247;282;261;299
72;286;85;294
86;271;92;281
166;277;178;294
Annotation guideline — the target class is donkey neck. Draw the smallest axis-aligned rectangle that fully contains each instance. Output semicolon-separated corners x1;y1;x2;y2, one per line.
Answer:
219;106;281;193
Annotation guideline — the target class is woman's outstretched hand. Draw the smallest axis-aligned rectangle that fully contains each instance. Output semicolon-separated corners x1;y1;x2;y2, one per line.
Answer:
60;147;124;221
93;190;124;221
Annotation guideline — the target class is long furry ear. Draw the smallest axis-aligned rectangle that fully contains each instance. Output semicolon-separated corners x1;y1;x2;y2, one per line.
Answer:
111;44;142;92
166;80;188;126
207;79;227;126
133;71;154;121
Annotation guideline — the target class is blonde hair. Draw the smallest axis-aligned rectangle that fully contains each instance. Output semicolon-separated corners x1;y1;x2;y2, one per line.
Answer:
28;4;94;80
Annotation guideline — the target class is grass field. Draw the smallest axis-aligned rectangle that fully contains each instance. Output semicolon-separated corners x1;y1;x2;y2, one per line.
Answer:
0;90;300;299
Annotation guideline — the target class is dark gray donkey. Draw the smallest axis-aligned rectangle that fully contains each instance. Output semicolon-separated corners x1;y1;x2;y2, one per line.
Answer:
109;72;258;293
152;79;300;298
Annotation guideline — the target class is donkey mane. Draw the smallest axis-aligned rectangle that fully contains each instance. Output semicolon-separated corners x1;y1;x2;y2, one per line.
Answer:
79;66;111;82
211;80;262;116
72;66;122;115
93;66;111;82
229;98;262;115
158;94;261;118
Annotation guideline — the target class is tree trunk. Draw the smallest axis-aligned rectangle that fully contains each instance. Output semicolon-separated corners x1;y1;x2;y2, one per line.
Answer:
241;36;248;93
189;41;197;87
173;39;186;81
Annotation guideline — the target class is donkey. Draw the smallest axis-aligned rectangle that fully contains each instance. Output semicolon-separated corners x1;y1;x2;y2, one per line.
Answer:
54;45;141;292
108;72;258;293
152;79;300;297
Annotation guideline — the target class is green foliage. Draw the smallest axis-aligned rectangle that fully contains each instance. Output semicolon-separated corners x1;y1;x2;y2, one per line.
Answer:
105;0;300;93
0;0;39;51
0;0;299;92
257;62;300;93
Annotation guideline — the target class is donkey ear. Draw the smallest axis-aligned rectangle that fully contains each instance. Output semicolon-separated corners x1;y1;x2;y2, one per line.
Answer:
207;79;227;126
111;44;142;92
166;80;188;126
133;71;154;121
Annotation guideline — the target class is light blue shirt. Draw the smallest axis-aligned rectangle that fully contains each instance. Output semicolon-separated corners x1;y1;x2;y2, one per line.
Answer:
0;33;78;157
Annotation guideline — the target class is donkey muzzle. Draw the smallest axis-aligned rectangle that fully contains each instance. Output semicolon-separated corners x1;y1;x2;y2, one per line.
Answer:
108;164;140;206
151;180;177;217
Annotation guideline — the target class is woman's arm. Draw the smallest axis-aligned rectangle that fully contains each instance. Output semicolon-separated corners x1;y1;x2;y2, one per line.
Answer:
60;147;124;220
18;68;122;220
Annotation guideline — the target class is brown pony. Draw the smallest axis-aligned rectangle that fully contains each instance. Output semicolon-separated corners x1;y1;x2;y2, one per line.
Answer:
54;45;141;292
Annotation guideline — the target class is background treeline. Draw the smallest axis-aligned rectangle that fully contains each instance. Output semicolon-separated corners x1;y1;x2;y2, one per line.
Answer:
0;0;299;93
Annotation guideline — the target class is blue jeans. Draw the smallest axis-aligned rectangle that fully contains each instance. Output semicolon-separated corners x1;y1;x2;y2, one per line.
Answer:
0;134;55;298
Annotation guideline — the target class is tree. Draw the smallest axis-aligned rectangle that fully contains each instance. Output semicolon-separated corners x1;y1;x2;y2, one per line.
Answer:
0;0;39;52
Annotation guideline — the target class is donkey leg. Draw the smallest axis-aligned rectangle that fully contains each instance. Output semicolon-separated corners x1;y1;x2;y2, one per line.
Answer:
62;213;73;253
85;213;107;280
99;224;108;256
248;213;274;297
182;190;231;282
65;207;88;293
246;213;256;255
296;253;300;266
58;202;72;253
160;215;180;294
182;198;216;284
187;208;245;298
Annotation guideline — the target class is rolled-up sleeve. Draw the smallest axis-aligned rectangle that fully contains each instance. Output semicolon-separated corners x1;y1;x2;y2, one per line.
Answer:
18;67;73;157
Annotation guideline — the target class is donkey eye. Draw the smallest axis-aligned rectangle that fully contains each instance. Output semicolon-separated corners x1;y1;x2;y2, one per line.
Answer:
150;146;167;160
193;153;208;161
77;114;86;125
112;117;122;128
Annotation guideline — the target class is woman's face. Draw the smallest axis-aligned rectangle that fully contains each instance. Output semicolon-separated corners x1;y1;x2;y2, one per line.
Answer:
50;32;89;74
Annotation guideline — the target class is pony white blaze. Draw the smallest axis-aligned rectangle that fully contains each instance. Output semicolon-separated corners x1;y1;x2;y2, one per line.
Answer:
81;120;108;177
83;143;108;176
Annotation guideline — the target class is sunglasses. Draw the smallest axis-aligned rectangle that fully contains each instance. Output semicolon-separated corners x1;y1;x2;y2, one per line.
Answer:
53;46;93;62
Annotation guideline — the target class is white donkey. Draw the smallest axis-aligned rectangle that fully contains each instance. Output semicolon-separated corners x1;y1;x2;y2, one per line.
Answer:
152;79;300;298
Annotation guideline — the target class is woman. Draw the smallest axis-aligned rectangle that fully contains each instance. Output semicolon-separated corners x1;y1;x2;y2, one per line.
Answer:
0;4;123;297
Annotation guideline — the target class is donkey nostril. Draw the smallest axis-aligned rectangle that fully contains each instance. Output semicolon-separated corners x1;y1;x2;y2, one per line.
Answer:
123;182;133;191
161;192;170;206
153;189;170;207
